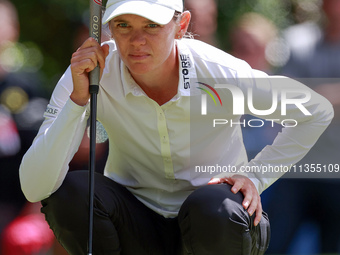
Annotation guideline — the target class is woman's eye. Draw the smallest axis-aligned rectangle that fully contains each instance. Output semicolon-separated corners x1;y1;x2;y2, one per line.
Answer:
118;23;129;28
147;24;159;28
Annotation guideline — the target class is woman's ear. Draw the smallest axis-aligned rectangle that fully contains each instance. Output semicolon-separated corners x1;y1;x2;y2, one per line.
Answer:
176;11;191;39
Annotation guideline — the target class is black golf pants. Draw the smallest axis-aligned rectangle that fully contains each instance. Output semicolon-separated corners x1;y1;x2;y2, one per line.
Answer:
41;170;270;255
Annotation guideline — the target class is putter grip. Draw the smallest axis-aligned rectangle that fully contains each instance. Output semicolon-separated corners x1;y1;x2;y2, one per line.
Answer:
89;0;102;94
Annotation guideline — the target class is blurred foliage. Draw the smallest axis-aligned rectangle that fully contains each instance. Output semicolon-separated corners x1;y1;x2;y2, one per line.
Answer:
11;0;100;94
10;0;319;94
216;0;295;50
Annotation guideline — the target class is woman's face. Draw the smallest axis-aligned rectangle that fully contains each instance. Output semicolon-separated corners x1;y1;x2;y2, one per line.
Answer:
110;14;180;76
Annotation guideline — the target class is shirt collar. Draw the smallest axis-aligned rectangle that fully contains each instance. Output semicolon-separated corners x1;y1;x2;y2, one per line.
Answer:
121;39;198;98
121;60;144;97
176;39;198;96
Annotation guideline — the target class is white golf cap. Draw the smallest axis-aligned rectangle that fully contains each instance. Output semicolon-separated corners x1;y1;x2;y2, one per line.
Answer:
102;0;183;25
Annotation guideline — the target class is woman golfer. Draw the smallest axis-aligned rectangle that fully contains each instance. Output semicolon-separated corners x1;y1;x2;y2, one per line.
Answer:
20;0;333;254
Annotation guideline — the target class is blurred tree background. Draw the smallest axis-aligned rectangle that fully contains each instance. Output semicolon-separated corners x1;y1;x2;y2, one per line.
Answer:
218;0;322;52
9;0;321;95
10;0;94;94
216;0;293;49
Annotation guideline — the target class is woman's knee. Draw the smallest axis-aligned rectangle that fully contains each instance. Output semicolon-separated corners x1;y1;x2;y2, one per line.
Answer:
179;183;247;222
41;171;90;230
178;184;260;254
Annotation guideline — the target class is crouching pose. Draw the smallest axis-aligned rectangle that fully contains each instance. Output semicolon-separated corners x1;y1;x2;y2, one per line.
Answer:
20;0;333;254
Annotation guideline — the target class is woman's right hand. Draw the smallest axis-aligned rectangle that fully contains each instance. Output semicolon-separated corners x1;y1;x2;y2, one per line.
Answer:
70;37;110;106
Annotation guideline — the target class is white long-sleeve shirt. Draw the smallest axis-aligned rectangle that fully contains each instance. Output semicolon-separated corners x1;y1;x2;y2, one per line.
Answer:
20;39;333;217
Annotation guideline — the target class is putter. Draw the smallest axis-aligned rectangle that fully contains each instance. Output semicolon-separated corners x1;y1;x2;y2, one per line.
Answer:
88;0;102;254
